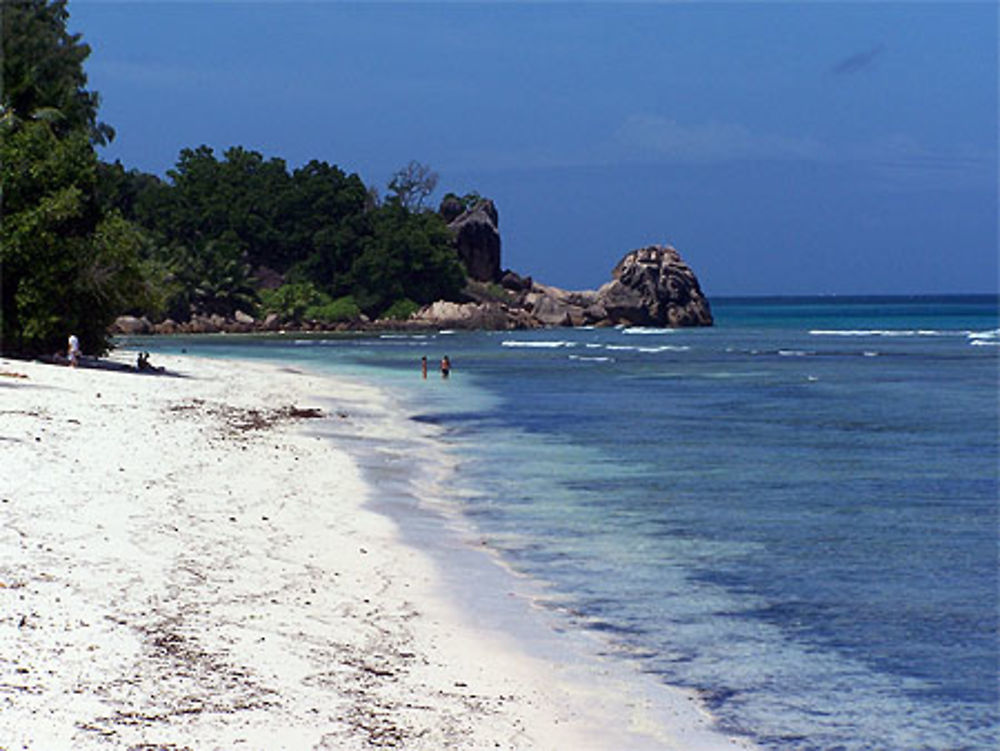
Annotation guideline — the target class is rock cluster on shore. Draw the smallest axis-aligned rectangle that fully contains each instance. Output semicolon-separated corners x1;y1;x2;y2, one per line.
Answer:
111;243;712;335
111;311;345;336
111;197;712;335
407;244;713;330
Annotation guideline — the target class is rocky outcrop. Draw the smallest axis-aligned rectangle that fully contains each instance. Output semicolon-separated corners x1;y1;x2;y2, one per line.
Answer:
519;284;598;327
111;187;711;337
407;300;538;330
492;245;711;328
594;245;713;326
439;195;465;224
500;270;532;292
447;199;501;283
111;316;153;335
112;242;711;335
408;244;711;330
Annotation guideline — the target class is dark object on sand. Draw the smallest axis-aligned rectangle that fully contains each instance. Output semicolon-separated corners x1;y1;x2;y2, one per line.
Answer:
137;352;163;373
287;406;324;419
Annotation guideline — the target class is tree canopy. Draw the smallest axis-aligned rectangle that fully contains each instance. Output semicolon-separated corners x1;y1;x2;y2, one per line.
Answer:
103;147;469;322
350;202;466;315
3;1;477;352
1;0;112;144
1;0;144;355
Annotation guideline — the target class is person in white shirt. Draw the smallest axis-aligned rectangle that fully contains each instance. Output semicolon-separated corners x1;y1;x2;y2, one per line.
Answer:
67;334;80;368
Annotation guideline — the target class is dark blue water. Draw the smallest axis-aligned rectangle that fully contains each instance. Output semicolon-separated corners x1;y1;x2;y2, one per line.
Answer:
124;295;999;750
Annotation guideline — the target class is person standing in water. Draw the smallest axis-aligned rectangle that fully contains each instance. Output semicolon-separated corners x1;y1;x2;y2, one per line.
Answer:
440;355;451;379
421;356;428;379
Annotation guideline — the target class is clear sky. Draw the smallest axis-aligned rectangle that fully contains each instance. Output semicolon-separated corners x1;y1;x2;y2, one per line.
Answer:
70;0;998;295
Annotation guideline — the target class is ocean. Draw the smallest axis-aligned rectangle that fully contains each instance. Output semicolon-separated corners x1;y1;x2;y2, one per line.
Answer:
125;295;999;751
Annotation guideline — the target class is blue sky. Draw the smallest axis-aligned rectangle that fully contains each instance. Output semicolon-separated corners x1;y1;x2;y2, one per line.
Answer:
71;1;997;294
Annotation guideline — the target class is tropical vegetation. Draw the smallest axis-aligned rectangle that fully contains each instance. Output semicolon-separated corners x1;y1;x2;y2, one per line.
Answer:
1;0;474;356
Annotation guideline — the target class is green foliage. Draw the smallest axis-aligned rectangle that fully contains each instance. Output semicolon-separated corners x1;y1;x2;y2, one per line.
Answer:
441;191;483;214
84;211;157;317
282;160;371;291
381;298;420;321
0;118;144;354
95;159;163;219
259;282;327;321
104;149;472;324
1;0;483;345
0;1;152;354
475;281;512;303
258;284;361;324
350;202;466;318
161;236;256;319
135;146;373;275
134;256;172;320
305;295;360;323
118;147;374;301
1;0;113;144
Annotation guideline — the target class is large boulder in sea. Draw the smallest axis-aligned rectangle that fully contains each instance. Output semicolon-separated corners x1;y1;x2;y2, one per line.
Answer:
447;199;502;283
594;245;713;327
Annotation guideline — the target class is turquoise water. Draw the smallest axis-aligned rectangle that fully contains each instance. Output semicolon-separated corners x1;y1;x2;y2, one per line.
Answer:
124;295;999;750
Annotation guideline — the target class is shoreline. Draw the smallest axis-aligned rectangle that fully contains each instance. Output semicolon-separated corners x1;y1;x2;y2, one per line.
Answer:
0;352;751;749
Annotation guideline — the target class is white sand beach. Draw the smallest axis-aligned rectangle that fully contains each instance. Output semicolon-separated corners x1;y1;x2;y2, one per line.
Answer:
0;352;752;750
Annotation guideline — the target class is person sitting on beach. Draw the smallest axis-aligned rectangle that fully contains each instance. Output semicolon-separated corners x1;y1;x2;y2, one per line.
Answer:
67;334;80;368
136;351;162;373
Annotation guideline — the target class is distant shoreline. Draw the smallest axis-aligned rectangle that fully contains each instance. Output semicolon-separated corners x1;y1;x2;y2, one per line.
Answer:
105;292;998;342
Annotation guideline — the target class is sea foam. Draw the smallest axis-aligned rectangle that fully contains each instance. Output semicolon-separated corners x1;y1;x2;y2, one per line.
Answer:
968;328;1000;346
501;340;575;348
810;329;970;338
622;327;676;335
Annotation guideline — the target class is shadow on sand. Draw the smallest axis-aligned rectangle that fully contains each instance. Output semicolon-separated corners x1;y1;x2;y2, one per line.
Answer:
36;354;186;378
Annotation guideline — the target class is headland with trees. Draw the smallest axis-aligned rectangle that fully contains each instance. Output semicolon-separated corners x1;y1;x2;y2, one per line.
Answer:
2;1;713;358
1;0;485;357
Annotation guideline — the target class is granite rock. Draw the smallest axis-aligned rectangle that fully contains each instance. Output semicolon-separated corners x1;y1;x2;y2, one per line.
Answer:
448;199;502;283
112;316;152;335
594;245;713;326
